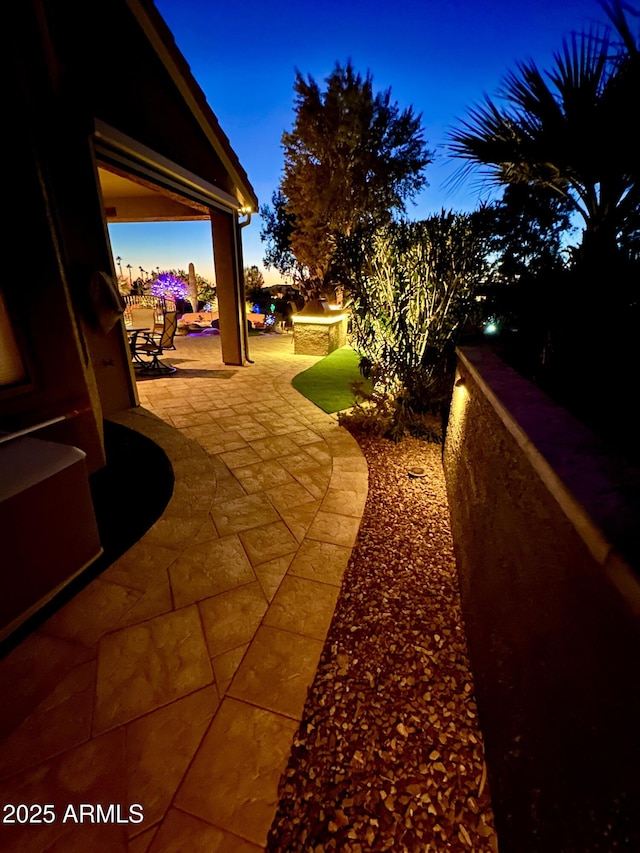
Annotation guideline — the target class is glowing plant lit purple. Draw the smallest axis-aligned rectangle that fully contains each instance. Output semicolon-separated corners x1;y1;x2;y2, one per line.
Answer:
151;272;187;300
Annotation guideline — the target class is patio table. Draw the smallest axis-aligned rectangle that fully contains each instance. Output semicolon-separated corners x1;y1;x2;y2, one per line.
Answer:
126;326;151;364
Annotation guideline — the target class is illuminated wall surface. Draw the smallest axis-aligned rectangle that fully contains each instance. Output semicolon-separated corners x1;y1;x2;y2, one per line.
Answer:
292;314;348;356
443;346;640;852
0;293;27;388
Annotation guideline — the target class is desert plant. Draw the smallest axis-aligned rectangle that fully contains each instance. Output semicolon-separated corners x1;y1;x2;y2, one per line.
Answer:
338;382;444;443
448;0;639;278
339;213;487;439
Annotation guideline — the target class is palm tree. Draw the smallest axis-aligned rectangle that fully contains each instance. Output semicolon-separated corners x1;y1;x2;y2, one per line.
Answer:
448;1;639;276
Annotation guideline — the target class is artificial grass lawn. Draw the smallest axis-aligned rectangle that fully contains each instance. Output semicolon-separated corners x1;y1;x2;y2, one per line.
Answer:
291;346;373;413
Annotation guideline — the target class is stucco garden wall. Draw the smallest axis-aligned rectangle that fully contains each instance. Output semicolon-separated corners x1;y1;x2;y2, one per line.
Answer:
442;346;640;852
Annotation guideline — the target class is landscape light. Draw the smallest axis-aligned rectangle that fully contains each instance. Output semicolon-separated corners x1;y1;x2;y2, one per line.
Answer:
292;313;347;326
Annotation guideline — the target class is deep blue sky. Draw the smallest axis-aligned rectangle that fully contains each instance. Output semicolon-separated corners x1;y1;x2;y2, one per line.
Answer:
109;0;609;283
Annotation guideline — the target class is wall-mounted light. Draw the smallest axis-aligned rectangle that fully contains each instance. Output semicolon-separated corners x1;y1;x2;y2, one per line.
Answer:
238;206;253;228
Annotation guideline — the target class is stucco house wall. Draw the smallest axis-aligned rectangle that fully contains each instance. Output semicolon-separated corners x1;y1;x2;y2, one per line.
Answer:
2;0;257;637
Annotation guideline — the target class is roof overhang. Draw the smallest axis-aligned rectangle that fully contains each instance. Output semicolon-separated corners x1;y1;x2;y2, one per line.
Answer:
124;0;258;213
94;120;246;215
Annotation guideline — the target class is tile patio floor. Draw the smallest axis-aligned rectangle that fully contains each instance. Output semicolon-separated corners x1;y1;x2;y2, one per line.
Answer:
0;331;369;852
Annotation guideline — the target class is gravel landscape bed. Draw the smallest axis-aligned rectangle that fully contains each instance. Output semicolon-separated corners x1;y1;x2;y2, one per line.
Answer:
267;432;498;853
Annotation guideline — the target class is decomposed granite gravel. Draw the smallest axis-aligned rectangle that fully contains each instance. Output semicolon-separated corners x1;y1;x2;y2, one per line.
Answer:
266;432;498;853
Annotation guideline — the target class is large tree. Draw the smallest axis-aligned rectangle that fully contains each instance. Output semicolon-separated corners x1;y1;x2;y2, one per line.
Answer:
448;1;639;277
260;189;308;290
262;61;432;296
475;185;574;282
468;186;575;379
244;265;265;291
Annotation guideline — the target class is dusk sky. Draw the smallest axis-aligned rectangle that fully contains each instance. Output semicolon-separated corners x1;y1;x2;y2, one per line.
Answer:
108;0;609;284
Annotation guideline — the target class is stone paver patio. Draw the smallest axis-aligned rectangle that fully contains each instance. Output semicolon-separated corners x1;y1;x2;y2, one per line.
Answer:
0;331;368;852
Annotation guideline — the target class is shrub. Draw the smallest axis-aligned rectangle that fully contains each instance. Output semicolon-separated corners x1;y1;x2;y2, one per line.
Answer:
338;213;487;438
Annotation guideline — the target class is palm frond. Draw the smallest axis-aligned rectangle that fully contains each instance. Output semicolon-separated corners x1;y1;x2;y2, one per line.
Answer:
447;1;638;251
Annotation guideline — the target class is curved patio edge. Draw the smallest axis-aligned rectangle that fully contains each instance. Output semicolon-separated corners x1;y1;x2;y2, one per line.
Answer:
104;335;369;850
0;333;370;852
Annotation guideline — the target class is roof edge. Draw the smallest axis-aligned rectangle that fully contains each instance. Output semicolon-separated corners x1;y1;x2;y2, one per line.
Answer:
126;0;259;212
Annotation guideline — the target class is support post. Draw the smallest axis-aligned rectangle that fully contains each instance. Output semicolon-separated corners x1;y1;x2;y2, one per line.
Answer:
210;208;246;365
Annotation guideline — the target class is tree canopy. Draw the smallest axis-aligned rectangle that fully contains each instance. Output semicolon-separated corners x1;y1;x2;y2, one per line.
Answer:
260;189;308;289
244;265;265;291
448;0;639;274
261;60;432;296
475;185;574;282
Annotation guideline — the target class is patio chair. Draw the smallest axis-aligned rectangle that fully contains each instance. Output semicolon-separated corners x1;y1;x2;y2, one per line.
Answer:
128;306;157;331
126;306;157;365
132;307;178;375
125;294;159;320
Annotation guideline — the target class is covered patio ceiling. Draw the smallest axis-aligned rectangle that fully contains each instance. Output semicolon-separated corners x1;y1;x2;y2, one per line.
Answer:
99;166;210;223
